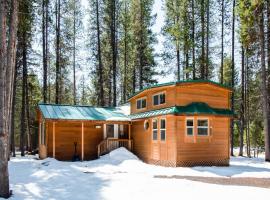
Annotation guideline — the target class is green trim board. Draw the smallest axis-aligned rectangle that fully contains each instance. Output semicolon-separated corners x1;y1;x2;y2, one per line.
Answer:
129;102;234;120
128;80;232;100
38;103;130;121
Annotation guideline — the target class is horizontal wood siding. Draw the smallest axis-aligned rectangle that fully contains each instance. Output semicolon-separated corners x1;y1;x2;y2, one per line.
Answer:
46;121;103;161
132;115;177;165
130;86;176;114
176;84;230;109
176;116;230;165
83;122;103;160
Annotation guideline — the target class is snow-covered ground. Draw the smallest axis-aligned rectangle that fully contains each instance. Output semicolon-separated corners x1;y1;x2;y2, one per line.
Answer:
5;148;270;200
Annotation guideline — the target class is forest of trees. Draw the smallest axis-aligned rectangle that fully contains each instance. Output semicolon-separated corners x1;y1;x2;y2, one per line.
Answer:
1;0;270;197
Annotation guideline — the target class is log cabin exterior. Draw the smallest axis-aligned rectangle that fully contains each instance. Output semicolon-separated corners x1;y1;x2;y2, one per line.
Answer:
37;80;233;167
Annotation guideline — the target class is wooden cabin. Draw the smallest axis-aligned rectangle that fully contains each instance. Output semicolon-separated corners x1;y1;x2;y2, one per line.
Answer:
37;80;233;167
37;104;132;161
128;80;233;167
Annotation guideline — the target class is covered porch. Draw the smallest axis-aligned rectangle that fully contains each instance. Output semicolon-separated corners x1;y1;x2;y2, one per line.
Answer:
37;104;132;161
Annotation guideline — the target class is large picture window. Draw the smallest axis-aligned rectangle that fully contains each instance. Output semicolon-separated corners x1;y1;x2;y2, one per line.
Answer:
153;93;166;106
186;119;194;136
160;119;166;141
197;119;209;136
152;119;158;140
136;98;147;109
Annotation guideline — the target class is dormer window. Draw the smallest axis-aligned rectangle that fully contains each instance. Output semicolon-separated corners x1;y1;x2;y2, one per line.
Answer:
136;97;147;110
153;92;166;106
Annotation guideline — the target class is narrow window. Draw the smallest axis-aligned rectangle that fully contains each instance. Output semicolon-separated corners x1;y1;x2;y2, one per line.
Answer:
160;119;166;141
153;93;166;106
186;119;194;136
152;119;158;140
197;119;209;136
136;98;147;109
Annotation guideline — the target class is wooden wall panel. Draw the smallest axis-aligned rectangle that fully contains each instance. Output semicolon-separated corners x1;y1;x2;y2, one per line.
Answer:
176;84;230;109
131;115;177;164
130;86;176;114
176;116;230;165
45;121;103;161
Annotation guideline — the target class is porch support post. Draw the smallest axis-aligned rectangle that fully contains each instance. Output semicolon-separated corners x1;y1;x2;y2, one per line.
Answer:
53;122;55;158
128;124;131;150
81;122;84;161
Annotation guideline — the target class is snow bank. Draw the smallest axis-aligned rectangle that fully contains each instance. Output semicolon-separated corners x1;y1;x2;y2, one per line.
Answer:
105;147;139;162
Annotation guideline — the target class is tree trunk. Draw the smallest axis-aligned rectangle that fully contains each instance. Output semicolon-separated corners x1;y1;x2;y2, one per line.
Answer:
176;45;180;81
200;0;205;79
20;41;27;156
205;0;210;79
192;0;196;80
111;0;117;107
42;0;48;103
123;0;127;102
258;4;270;161
73;0;76;105
230;0;235;156
55;0;60;104
96;0;104;106
239;46;245;156
10;61;17;157
220;0;224;84
0;0;18;197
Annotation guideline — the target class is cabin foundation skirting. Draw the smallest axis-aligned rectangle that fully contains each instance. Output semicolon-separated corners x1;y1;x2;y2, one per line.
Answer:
148;159;177;167
176;158;230;167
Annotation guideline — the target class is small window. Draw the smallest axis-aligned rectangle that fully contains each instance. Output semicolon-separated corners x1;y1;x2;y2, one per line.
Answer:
197;119;209;136
144;120;149;130
136;98;147;109
152;119;158;140
186;119;194;136
160;119;166;141
153;93;166;106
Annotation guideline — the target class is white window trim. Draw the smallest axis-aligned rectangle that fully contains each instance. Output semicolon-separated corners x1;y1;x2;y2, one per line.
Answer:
185;117;194;136
197;118;209;136
136;97;147;110
152;91;166;106
152;118;158;141
160;118;166;141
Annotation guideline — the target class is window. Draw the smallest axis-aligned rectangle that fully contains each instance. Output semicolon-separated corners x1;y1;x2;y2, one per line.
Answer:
152;119;158;140
186;119;194;136
136;98;147;109
153;93;166;106
160;119;166;141
197;119;209;136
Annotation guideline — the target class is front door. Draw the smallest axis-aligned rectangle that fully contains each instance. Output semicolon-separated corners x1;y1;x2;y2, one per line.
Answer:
106;124;114;138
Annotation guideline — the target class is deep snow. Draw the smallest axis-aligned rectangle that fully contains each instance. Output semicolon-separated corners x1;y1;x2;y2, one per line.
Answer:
5;148;270;200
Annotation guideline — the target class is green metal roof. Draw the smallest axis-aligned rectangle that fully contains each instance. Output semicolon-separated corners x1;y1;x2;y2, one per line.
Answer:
129;102;233;120
38;104;130;121
128;80;232;100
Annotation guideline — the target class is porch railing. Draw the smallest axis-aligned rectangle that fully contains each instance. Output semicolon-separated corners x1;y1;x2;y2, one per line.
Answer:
97;138;133;157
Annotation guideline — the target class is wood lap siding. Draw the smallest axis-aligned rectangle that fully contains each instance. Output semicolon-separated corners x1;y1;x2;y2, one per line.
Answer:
130;86;176;114
46;121;103;161
176;84;230;109
131;115;177;164
176;116;230;165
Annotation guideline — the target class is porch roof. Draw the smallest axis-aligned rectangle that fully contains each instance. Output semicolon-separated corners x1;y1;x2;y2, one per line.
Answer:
38;103;130;121
129;102;234;120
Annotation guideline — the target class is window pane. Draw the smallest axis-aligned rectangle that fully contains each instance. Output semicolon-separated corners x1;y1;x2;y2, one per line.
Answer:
152;120;157;129
153;95;159;105
186;119;193;126
187;128;193;136
160;119;166;129
160;93;166;104
137;100;141;109
198;128;208;136
161;130;166;141
153;130;158;140
142;99;146;108
198;120;208;127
